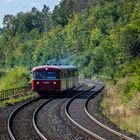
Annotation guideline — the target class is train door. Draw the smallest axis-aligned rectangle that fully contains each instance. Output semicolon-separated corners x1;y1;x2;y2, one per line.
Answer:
72;70;75;87
66;70;69;89
68;70;72;88
61;70;66;91
62;70;68;91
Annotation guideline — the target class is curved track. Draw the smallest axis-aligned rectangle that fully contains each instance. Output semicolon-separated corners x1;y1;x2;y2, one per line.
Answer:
7;97;53;140
7;82;134;140
32;83;84;140
65;82;134;140
84;83;134;140
7;83;83;140
33;98;54;140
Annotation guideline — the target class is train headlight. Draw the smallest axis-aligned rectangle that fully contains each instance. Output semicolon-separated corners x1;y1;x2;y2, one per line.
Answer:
37;81;39;84
53;82;56;85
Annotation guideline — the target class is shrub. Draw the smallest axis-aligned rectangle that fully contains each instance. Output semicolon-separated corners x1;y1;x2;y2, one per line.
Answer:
0;67;31;90
0;68;7;78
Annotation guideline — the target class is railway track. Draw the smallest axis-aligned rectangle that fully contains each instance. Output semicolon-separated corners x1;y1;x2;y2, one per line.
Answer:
32;84;83;140
33;98;54;140
85;83;134;140
65;82;134;140
7;83;83;140
32;83;84;140
6;82;135;140
7;96;54;140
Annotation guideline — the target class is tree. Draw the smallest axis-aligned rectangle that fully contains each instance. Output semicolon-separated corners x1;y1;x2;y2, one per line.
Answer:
42;5;52;32
52;3;68;27
120;23;140;57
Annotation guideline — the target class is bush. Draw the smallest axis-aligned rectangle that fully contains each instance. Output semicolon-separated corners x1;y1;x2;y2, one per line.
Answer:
0;67;31;90
0;68;7;78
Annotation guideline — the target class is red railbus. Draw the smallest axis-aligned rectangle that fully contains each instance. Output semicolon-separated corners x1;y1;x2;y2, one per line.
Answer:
32;65;78;96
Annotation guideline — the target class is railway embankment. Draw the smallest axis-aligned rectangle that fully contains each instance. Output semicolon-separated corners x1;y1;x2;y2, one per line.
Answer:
100;77;140;139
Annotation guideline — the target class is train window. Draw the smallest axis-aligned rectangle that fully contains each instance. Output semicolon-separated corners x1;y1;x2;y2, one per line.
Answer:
62;71;65;78
62;72;64;78
61;71;64;78
64;71;67;78
70;71;72;77
70;71;73;77
34;71;47;79
69;71;71;77
47;71;57;79
33;71;57;79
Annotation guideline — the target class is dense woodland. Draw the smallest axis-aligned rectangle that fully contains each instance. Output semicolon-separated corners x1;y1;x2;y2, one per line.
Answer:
0;0;140;136
0;0;140;92
0;0;139;77
0;0;140;93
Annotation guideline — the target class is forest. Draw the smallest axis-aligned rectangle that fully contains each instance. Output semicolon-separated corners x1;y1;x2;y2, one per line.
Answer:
0;0;139;77
0;0;140;136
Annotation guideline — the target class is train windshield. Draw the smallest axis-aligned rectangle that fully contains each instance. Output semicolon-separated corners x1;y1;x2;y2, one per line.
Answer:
33;71;57;80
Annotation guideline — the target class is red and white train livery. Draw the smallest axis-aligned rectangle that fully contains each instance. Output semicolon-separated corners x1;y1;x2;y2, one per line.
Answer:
32;65;78;96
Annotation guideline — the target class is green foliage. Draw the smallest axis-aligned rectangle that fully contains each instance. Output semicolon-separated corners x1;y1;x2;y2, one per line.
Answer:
124;82;135;101
0;69;7;78
1;0;139;70
52;4;68;27
0;1;139;136
120;22;140;57
0;0;139;96
0;67;31;90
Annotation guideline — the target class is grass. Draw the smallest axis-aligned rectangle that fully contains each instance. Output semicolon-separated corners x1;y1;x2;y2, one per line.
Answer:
0;92;35;107
101;78;140;137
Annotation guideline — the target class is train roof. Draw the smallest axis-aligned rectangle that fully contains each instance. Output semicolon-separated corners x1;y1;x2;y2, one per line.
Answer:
32;65;78;71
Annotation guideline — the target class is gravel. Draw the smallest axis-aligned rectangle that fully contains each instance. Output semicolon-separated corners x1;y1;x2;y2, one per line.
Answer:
12;98;46;140
0;100;32;140
37;90;94;140
0;105;12;140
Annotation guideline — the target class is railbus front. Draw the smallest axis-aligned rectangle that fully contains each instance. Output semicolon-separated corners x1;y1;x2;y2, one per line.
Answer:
32;65;78;96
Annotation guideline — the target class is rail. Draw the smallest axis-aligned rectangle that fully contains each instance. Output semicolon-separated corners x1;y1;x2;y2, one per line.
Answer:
0;85;32;101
